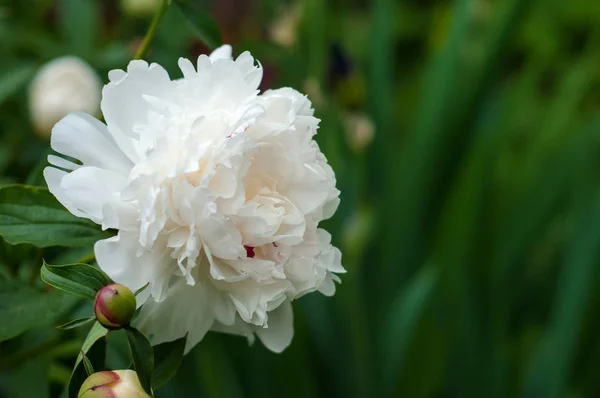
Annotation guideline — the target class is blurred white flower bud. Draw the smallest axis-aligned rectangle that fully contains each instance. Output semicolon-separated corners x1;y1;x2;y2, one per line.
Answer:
269;3;302;48
79;370;150;398
29;56;101;138
344;113;375;153
121;0;160;17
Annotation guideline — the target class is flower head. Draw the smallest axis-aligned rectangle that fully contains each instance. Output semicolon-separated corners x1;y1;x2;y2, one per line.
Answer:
29;56;101;137
45;45;344;353
94;283;137;329
78;370;150;397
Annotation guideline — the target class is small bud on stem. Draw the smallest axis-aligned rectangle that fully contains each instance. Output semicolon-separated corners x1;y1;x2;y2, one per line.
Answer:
79;370;150;397
94;284;136;329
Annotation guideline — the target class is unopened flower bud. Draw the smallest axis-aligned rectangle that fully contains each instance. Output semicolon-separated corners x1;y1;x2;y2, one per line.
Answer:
28;56;101;138
79;370;150;397
344;113;375;154
94;284;136;329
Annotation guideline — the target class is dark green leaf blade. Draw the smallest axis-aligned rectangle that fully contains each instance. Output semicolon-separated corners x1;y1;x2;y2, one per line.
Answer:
58;0;98;56
126;327;154;396
68;321;108;398
0;64;36;107
0;278;69;342
0;185;113;248
152;335;187;390
82;351;94;376
41;261;112;300
381;265;438;395
57;317;95;330
175;1;222;49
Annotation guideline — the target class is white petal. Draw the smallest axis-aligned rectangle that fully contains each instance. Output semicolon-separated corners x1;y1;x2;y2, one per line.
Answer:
255;301;294;353
95;232;172;299
101;60;172;142
45;166;127;225
50;112;133;175
135;278;214;353
209;45;233;62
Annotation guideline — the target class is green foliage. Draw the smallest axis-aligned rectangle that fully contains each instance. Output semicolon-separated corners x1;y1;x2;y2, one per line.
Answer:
152;336;187;390
68;322;108;398
0;278;67;342
57;317;95;331
41;261;112;300
126;327;154;396
174;1;222;50
0;185;113;248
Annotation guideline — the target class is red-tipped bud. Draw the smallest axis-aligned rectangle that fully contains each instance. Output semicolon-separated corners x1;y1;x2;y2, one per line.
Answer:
94;284;136;329
78;370;150;397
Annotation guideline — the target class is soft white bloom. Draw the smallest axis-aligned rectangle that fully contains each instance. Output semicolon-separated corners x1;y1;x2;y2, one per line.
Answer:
45;45;344;353
29;56;101;137
268;3;302;48
121;0;160;17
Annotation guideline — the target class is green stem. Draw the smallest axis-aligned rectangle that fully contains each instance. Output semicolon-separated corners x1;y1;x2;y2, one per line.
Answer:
133;0;170;60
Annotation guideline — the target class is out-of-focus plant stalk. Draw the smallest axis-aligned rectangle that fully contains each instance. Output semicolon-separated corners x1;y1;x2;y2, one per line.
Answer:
134;0;170;60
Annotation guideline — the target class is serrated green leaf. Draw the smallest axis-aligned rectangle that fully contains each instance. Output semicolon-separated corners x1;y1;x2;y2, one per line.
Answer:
175;1;222;49
68;322;108;398
0;278;69;342
152;335;187;390
41;261;112;300
0;185;113;248
126;327;154;396
57;317;95;330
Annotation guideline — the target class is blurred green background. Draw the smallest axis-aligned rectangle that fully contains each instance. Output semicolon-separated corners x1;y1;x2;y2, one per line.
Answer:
2;0;600;397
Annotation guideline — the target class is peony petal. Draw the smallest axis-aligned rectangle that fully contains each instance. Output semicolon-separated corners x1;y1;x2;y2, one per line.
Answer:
45;166;128;225
101;60;172;145
95;232;173;302
209;45;233;62
50;112;133;175
255;301;294;353
135;278;214;353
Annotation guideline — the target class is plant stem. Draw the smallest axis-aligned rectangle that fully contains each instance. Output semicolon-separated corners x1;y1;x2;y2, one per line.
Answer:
134;0;170;60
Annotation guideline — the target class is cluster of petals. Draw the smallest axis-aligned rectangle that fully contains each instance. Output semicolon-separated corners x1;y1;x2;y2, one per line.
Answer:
45;45;344;353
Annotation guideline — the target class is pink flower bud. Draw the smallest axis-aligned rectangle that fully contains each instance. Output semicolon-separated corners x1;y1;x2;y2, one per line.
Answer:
78;370;150;397
94;284;136;329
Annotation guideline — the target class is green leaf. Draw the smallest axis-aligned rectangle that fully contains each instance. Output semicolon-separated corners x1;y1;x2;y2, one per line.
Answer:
134;283;149;297
0;185;113;248
381;265;438;395
57;317;95;330
0;64;36;107
68;322;108;398
175;1;222;49
41;261;112;301
126;327;154;396
81;351;94;376
152;335;187;390
523;198;600;398
58;0;98;56
0;278;68;342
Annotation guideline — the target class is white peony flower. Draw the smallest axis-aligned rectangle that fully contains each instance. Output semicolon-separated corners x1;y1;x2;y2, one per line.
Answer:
44;45;344;353
29;56;101;137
